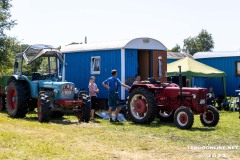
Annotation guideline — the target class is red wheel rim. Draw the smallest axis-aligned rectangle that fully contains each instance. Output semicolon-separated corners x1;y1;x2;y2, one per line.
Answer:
130;94;149;119
205;111;214;122
178;112;188;125
135;99;147;114
8;87;16;111
38;98;42;120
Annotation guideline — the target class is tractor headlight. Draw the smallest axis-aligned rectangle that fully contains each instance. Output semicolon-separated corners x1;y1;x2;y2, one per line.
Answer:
74;88;79;94
199;99;206;104
192;94;196;99
54;89;59;95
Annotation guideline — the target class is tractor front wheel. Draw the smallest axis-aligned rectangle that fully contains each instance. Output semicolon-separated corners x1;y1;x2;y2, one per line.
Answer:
38;92;50;122
174;107;194;129
80;93;90;123
128;87;156;124
200;105;219;127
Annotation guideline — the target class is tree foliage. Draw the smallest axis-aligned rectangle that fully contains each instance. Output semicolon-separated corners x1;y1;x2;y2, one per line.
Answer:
0;0;16;37
171;44;181;52
0;37;19;75
0;0;17;75
183;29;214;55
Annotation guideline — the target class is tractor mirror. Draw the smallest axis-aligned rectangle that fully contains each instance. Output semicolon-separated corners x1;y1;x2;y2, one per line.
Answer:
14;61;19;69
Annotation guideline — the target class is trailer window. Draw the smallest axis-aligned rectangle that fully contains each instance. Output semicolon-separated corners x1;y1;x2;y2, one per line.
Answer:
91;56;100;74
235;61;240;76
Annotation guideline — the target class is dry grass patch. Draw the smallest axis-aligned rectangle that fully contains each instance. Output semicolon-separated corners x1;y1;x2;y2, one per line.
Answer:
0;111;239;159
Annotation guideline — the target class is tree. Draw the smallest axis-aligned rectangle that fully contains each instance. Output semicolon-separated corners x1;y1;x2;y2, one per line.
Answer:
171;44;181;52
183;29;214;55
0;0;16;37
183;37;198;55
196;29;214;52
0;0;17;74
0;37;19;75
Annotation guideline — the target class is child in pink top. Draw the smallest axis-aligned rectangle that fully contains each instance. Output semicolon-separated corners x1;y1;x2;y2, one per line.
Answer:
89;76;99;121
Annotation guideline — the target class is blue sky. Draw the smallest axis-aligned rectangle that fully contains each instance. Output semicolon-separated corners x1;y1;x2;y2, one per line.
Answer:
6;0;240;51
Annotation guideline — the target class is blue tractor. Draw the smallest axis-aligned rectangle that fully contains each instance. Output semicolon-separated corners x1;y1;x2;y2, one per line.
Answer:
5;44;90;122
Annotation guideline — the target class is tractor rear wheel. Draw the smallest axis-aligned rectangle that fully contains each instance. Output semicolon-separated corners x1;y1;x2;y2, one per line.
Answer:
128;87;156;124
174;107;194;129
0;97;6;111
80;93;90;123
158;110;175;122
6;81;29;118
38;92;51;122
200;105;219;127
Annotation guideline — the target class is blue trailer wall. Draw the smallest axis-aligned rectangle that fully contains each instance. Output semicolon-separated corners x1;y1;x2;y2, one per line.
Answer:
167;59;177;64
197;57;240;96
193;77;224;96
64;49;138;99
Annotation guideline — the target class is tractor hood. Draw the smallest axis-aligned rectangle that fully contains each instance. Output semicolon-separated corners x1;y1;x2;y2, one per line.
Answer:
23;44;64;65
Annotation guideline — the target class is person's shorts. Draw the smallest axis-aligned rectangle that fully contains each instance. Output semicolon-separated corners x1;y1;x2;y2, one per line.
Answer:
108;91;119;111
90;96;97;110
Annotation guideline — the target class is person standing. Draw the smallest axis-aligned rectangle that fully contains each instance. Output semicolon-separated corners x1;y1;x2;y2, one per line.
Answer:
102;69;131;122
89;76;99;122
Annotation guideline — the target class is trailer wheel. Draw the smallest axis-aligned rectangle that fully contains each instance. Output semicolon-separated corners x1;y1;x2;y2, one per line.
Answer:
200;105;219;127
38;92;50;122
0;97;6;111
128;87;156;124
6;81;29;118
81;93;90;123
174;107;194;129
158;110;175;122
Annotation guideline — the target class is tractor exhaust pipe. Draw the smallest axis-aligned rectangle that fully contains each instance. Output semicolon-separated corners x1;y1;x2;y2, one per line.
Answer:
178;66;183;106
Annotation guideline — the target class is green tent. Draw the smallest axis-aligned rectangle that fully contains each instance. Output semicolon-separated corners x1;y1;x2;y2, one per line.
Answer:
167;57;226;97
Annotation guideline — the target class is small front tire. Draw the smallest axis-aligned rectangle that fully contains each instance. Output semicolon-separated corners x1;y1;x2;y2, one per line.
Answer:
81;93;91;123
200;105;219;127
38;92;50;123
174;107;194;129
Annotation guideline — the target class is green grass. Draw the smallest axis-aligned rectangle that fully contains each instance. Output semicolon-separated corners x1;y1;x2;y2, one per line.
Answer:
0;110;239;160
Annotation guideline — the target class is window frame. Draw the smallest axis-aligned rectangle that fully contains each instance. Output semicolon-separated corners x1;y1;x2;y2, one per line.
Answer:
235;61;240;76
91;56;100;75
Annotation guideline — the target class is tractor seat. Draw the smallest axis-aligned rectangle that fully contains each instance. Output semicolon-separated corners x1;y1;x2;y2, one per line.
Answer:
147;77;161;84
32;73;41;81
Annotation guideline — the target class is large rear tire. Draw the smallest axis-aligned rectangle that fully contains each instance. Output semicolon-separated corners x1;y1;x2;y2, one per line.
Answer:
128;87;156;124
81;93;90;123
38;92;50;122
200;105;219;127
6;81;29;118
0;96;6;111
174;107;194;129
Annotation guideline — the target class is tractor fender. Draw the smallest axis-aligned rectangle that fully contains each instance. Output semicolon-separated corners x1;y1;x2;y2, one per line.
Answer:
129;84;156;93
7;75;38;98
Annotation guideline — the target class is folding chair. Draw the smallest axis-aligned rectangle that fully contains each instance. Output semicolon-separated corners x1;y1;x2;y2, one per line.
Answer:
229;97;238;112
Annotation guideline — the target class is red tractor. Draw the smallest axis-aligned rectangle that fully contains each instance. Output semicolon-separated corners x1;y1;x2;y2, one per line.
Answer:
127;67;219;129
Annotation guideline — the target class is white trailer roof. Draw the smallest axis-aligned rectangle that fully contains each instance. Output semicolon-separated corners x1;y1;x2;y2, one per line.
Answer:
61;37;167;53
193;51;240;59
